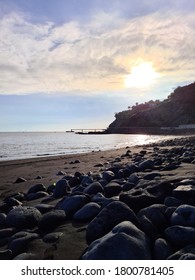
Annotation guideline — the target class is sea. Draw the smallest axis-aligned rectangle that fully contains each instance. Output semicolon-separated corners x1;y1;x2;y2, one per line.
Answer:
0;132;178;161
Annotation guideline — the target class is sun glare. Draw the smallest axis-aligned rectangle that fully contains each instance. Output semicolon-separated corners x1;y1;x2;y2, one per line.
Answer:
124;62;160;88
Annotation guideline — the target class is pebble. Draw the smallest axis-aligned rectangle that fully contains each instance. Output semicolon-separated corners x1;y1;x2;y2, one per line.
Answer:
43;232;63;243
14;177;27;183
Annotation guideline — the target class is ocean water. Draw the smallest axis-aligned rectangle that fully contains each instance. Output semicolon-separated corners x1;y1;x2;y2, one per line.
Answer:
0;132;177;161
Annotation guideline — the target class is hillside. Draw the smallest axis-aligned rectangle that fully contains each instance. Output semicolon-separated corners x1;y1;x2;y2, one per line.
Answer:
106;82;195;134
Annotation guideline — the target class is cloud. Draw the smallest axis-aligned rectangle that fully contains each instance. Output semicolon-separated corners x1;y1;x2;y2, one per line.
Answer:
0;7;195;95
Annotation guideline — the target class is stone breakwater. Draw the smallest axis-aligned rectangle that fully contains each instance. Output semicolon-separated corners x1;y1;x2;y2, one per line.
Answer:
0;136;195;260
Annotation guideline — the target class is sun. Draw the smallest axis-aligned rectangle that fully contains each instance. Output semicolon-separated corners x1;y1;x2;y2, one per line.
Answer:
124;62;160;88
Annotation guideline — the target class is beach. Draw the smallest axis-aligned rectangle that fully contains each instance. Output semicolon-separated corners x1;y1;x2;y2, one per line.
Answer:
0;136;195;260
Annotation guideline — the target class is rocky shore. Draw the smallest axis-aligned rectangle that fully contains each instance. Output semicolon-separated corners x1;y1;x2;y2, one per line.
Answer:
0;136;195;260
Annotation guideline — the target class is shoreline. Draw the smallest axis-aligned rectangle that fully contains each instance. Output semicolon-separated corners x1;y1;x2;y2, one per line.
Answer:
0;135;195;259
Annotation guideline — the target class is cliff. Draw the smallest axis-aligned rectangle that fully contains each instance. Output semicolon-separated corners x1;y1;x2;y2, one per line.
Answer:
106;82;195;134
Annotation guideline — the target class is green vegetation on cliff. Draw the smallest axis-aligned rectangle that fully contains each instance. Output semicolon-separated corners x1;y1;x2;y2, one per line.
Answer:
107;82;195;133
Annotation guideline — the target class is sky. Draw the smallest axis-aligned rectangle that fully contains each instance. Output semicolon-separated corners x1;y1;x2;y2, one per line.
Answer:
0;0;195;131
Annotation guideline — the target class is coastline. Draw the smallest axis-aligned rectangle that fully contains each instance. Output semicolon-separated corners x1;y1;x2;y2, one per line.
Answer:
0;135;195;260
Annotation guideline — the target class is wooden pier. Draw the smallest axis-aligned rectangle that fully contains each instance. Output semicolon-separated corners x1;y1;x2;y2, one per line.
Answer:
69;128;106;134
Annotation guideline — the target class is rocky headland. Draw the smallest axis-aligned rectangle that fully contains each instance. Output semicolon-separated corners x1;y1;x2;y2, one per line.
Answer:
106;82;195;134
0;136;195;260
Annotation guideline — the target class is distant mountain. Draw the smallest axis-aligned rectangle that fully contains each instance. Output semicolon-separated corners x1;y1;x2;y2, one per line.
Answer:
106;82;195;134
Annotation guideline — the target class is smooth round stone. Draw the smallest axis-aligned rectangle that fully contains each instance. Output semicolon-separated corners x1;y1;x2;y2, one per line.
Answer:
102;171;115;182
73;202;101;221
164;225;195;247
26;191;49;201
104;182;122;198
138;204;167;232
43;232;63;243
14;177;26;184
8;232;39;256
86;201;139;244
0;249;13;260
82;221;151;260
143;173;161;180
0;213;7;227
84;182;104;195
27;183;46;194
120;188;157;213
4;197;22;206
0;228;17;239
55;195;89;217
171;204;195;227
81;175;93;186
13;253;36;260
6;206;42;229
38;210;66;231
128;173;139;184
68;176;81;188
153;238;174;260
138;160;154;171
35;204;54;214
164;196;183;207
53;179;70;198
167;244;195;260
172;185;195;204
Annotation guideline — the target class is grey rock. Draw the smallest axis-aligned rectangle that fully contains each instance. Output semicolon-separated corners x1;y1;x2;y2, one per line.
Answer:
6;206;42;229
86;201;139;244
153;238;174;260
143;173;161;180
13;253;36;260
26;191;49;201
167;244;195;260
27;183;46;194
0;213;7;227
164;196;183;207
38;210;66;231
165;225;195;247
81;175;93;186
8;232;39;255
43;232;63;243
73;202;101;221
84;182;104;195
68;176;81;188
120;188;157;213
172;185;195;204
82;221;151;260
35;204;54;214
0;249;13;260
55;195;89;217
171;204;195;227
128;173;139;184
102;171;115;182
53;179;70;198
0;228;17;239
139;160;154;171
138;204;167;232
4;197;22;206
104;182;122;198
14;177;27;184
